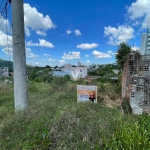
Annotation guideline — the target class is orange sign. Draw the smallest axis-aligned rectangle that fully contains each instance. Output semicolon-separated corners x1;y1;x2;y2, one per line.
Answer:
77;85;97;103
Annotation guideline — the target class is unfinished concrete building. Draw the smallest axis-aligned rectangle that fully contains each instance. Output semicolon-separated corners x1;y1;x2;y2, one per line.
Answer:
122;31;150;114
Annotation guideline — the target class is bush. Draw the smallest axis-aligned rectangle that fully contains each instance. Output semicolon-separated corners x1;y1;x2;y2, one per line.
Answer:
114;83;122;95
121;98;132;114
99;83;105;93
106;114;150;149
28;82;38;93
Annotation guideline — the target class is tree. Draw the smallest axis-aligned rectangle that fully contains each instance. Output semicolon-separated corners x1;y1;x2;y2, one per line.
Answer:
45;65;51;68
116;42;131;70
54;65;58;69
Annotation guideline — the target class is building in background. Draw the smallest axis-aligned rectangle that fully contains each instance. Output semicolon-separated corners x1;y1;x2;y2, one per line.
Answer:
87;64;97;72
0;67;9;77
54;62;87;78
140;32;150;55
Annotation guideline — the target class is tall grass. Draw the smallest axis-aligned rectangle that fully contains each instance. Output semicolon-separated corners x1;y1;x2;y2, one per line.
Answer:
105;114;150;150
0;80;150;149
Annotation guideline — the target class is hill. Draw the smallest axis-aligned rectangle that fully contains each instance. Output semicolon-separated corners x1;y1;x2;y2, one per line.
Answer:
0;58;13;67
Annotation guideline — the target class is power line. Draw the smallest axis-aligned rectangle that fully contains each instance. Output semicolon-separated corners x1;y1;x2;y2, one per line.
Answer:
0;0;11;69
0;0;9;27
5;2;11;69
0;0;4;11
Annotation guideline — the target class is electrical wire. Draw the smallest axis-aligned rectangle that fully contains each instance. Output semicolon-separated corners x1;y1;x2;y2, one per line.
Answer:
0;0;4;11
0;0;9;27
5;3;11;69
0;0;11;69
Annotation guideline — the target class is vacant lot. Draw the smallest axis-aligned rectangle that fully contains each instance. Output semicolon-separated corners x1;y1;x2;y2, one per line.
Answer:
1;80;150;150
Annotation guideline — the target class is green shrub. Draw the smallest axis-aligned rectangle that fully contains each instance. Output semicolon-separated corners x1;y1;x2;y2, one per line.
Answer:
99;83;105;93
114;83;121;95
121;98;132;114
28;82;38;92
106;115;150;149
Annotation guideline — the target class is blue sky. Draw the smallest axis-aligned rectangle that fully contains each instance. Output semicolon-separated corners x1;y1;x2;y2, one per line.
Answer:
0;0;150;67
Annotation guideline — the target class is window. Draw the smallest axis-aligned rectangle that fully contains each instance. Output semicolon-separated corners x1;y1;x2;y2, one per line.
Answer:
144;66;149;71
131;92;134;97
139;66;143;71
136;86;144;92
139;101;148;108
138;55;140;60
130;55;133;59
145;79;149;84
131;79;137;84
130;66;133;74
144;90;148;94
129;60;134;66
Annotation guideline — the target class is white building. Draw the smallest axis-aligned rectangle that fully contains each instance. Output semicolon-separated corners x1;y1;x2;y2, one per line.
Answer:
71;67;87;78
0;67;9;77
140;32;150;55
62;62;87;78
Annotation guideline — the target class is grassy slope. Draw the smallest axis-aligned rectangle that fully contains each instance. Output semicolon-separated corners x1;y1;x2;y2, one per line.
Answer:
0;59;13;67
0;81;150;150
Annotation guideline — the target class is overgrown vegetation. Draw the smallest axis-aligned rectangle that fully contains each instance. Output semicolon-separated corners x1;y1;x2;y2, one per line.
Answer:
0;77;150;149
0;42;148;149
116;42;132;70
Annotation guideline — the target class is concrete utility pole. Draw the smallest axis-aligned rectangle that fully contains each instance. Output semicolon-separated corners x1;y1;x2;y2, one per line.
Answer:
11;0;28;111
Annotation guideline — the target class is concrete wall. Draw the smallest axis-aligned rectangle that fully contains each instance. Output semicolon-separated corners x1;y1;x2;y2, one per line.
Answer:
122;50;150;114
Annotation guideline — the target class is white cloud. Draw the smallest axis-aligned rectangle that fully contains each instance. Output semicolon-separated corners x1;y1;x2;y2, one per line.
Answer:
62;51;80;60
104;25;134;45
132;21;140;26
66;29;72;35
126;0;150;29
0;15;11;33
2;47;13;55
26;39;54;48
25;28;30;36
58;60;66;63
85;54;89;57
74;29;81;36
92;50;111;59
36;30;47;36
26;48;39;58
131;46;140;51
77;43;98;49
35;62;39;65
26;41;39;46
39;39;54;48
44;54;51;56
48;58;56;61
86;60;90;63
2;46;39;59
107;50;116;55
24;3;56;36
0;30;12;47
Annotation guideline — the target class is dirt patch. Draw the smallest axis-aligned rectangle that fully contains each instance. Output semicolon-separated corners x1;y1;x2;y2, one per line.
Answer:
97;93;123;108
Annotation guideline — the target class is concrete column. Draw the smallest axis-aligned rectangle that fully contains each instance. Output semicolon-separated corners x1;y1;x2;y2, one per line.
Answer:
12;0;28;111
